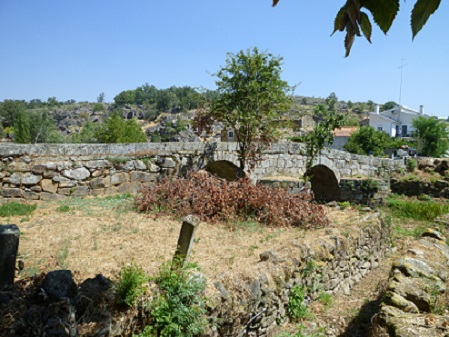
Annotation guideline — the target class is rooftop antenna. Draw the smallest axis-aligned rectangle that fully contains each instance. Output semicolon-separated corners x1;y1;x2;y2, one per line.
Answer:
398;59;407;106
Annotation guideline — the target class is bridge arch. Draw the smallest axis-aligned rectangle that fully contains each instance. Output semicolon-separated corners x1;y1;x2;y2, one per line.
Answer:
305;164;340;202
204;160;244;181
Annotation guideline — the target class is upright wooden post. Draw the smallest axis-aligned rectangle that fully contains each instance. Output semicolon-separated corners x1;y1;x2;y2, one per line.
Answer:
0;224;20;290
173;215;200;268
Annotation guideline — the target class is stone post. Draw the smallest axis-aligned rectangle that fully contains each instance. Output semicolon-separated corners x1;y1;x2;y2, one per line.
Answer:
173;215;200;268
0;224;20;290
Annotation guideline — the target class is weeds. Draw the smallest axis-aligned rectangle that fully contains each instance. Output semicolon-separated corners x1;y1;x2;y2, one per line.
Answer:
148;260;207;337
288;285;311;321
115;263;147;307
318;292;333;309
56;205;71;213
386;197;449;221
0;202;37;217
135;171;329;229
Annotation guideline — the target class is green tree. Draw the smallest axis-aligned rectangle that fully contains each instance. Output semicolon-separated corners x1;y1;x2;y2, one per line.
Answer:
273;0;442;56
47;97;59;107
382;101;398;111
367;100;374;111
295;111;345;169
97;92;105;103
210;47;293;175
344;126;395;156
0;100;25;127
347;100;353;109
95;112;146;143
325;92;338;112
14;110;31;144
114;90;136;105
412;116;449;157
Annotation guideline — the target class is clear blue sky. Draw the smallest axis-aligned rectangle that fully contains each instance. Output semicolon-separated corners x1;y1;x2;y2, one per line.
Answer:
1;0;448;117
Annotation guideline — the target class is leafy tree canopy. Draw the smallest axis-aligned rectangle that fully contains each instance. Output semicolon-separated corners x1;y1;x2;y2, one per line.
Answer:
210;47;293;173
273;0;442;56
412;116;449;157
94;111;146;143
382;101;398;111
344;126;401;156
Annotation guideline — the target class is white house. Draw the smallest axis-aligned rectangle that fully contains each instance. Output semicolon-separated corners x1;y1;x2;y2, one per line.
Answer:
366;104;429;137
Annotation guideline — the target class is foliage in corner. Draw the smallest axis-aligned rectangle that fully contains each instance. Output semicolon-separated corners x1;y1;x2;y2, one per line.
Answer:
148;260;207;337
135;171;329;229
273;0;441;56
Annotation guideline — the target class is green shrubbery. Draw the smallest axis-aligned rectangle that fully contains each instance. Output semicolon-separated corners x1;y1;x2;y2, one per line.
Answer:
115;263;147;307
116;261;208;337
386;196;449;221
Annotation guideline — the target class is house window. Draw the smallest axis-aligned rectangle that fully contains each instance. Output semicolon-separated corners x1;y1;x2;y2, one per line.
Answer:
228;131;234;138
377;127;383;131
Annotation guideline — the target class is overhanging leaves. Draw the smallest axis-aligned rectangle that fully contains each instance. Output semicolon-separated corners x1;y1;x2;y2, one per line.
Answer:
273;0;439;56
361;0;399;34
411;0;441;38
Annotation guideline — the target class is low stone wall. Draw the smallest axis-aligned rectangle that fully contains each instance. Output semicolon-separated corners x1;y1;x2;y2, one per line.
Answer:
340;178;390;205
391;177;449;198
378;228;449;336
207;213;392;336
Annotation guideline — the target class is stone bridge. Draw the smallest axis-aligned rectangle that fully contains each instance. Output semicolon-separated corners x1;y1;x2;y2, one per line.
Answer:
0;142;405;201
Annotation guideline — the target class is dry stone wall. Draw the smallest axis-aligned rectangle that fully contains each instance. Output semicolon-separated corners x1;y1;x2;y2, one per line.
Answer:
207;213;392;337
378;228;449;337
0;143;405;200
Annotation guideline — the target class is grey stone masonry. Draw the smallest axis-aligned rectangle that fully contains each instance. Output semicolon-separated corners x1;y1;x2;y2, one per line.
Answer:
0;143;405;200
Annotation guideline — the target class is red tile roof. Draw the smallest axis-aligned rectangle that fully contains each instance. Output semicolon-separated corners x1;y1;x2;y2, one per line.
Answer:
333;126;359;137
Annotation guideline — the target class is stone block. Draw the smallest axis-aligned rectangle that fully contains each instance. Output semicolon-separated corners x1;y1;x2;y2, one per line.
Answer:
89;177;107;189
130;171;156;182
2;188;22;198
31;165;47;175
43;170;57;179
91;170;103;178
30;186;42;192
7;162;30;172
41;179;58;193
61;167;90;181
85;160;111;169
110;172;129;185
41;192;67;201
23;191;39;200
71;185;89;197
58;179;77;188
90;188;106;196
7;173;42;186
135;160;147;170
57;188;71;196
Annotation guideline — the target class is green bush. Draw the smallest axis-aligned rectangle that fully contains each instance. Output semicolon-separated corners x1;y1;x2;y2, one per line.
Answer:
407;158;417;171
288;285;310;321
0;202;37;217
148;260;207;337
115;263;147;307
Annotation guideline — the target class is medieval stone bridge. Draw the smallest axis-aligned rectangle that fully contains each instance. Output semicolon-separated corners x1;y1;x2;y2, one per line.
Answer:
0;142;405;201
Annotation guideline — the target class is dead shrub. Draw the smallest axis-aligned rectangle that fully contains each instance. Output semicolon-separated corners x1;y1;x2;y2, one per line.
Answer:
135;171;329;229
